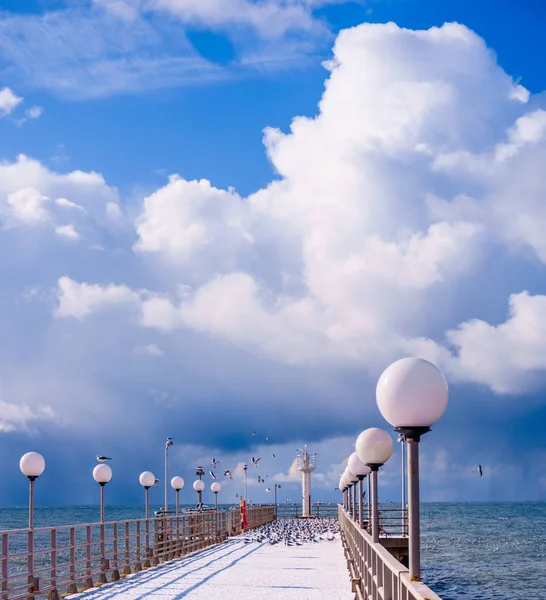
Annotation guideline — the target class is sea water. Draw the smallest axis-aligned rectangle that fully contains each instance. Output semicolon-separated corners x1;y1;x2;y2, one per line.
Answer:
0;502;544;599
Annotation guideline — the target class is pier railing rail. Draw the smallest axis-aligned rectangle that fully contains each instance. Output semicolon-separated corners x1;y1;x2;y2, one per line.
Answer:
227;505;275;535
339;506;442;600
0;505;275;600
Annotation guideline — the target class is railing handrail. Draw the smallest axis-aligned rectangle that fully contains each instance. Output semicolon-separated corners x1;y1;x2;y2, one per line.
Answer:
0;505;276;600
0;512;225;536
338;505;443;600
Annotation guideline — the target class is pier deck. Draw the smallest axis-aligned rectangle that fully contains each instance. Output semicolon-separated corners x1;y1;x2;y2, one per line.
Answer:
68;537;352;600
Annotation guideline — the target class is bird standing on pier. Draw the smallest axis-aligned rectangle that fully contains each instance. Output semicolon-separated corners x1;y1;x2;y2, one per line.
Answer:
96;455;112;463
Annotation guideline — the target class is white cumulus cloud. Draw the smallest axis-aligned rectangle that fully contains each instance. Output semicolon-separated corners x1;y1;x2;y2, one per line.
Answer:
0;87;22;115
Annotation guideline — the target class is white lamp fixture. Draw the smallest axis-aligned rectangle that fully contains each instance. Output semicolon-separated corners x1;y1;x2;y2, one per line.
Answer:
376;357;449;582
93;464;112;524
193;479;205;508
20;452;45;531
93;464;112;485
139;471;155;519
348;452;371;478
20;452;45;480
171;476;184;491
171;476;184;516
211;482;221;493
355;428;393;468
376;357;448;436
348;452;370;530
354;428;393;543
139;471;155;488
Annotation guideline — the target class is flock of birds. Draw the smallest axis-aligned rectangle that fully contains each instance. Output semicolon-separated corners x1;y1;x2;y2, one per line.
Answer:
242;518;340;545
96;431;281;497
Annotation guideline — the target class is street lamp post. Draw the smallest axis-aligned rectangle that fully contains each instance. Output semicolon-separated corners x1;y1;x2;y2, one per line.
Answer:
348;452;371;530
211;482;221;511
139;471;155;519
398;433;407;535
93;463;112;585
19;452;45;597
274;484;281;517
193;480;205;508
164;438;173;514
171;477;185;517
355;427;393;543
93;464;113;523
243;464;248;502
376;357;448;581
139;471;155;569
344;468;358;518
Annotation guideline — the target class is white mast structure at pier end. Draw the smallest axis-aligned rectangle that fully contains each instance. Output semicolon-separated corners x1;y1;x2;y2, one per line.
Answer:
296;445;316;518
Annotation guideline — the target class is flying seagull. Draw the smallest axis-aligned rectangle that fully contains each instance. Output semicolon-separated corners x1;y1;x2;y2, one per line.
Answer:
224;470;233;480
209;470;217;480
478;464;483;477
96;456;112;463
211;458;219;468
252;431;257;436
154;478;160;486
265;488;272;493
265;436;271;441
251;457;262;467
271;454;275;458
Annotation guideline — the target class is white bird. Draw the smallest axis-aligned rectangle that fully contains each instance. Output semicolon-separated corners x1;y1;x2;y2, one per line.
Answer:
224;470;233;480
96;456;112;463
251;457;262;467
154;478;160;486
211;458;219;468
209;470;217;480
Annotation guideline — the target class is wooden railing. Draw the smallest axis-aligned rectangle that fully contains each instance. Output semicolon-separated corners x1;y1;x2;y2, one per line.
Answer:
227;505;275;535
0;506;274;600
339;506;442;600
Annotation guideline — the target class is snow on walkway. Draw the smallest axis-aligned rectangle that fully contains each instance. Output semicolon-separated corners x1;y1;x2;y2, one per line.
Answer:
69;537;353;600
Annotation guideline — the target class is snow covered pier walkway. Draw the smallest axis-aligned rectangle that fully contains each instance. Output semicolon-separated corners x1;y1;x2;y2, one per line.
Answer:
68;536;352;600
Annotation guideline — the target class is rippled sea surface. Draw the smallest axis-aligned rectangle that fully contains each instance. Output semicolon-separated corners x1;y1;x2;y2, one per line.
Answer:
420;502;546;600
0;503;544;599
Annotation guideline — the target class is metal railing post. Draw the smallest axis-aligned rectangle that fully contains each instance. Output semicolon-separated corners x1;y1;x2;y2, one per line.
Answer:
124;522;131;574
49;529;59;600
2;534;8;600
84;526;93;589
112;523;120;580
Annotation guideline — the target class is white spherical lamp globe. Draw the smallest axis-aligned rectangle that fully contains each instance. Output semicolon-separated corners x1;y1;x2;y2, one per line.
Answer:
348;452;371;477
355;428;393;466
93;464;112;484
344;467;358;484
20;452;45;478
193;480;205;492
139;471;155;488
171;476;184;491
376;357;448;428
211;482;221;493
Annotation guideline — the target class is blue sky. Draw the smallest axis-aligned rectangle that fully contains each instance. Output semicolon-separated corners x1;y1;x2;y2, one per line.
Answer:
1;0;546;508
